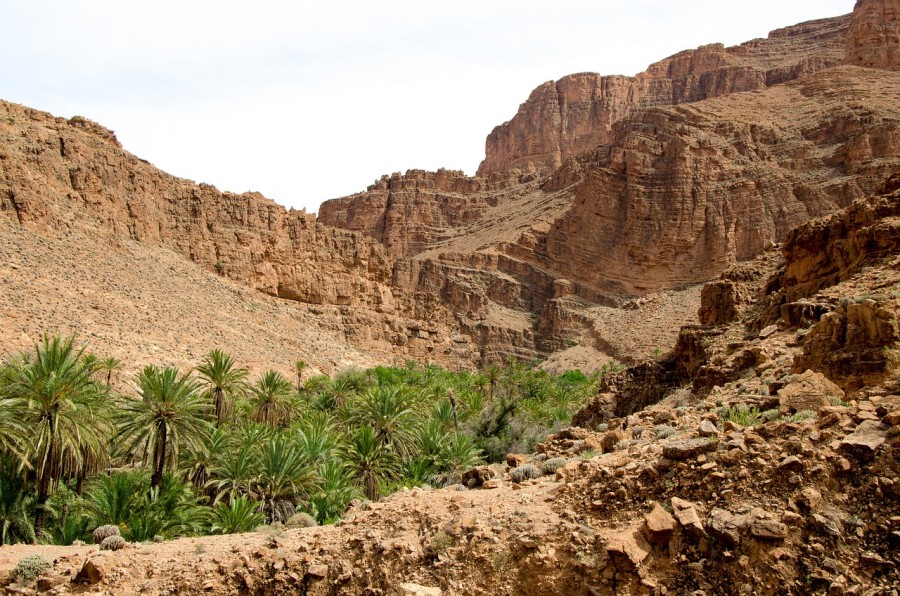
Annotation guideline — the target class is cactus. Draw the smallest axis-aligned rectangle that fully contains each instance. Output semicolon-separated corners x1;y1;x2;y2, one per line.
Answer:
92;524;121;544
100;535;126;551
509;463;543;483
541;457;570;475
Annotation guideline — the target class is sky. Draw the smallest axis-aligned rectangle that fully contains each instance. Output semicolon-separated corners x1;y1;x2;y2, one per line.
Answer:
1;1;852;213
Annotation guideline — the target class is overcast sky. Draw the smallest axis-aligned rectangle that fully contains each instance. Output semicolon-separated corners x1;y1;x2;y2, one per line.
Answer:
2;1;851;213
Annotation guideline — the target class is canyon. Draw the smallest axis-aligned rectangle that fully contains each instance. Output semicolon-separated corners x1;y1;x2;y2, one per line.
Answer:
4;2;900;375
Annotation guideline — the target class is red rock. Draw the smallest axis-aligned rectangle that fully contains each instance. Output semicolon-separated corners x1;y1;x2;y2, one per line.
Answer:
643;503;677;545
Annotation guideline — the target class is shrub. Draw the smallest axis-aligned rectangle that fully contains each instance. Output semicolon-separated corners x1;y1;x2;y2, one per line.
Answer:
92;524;120;544
99;535;126;551
509;463;543;483
429;531;453;555
13;555;51;581
541;457;569;475
654;425;676;439
285;512;318;529
722;404;760;427
788;410;816;423
761;409;782;423
596;423;609;432
827;395;849;407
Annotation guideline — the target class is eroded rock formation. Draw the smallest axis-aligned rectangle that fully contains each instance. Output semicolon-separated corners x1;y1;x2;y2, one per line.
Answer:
845;0;900;69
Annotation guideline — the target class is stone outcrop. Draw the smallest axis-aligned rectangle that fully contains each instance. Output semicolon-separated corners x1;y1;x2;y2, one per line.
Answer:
477;15;851;176
845;0;900;69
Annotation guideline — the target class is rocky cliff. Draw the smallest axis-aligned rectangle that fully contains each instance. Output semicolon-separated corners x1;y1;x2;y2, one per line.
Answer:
845;0;900;69
0;102;476;368
5;0;900;370
476;14;851;176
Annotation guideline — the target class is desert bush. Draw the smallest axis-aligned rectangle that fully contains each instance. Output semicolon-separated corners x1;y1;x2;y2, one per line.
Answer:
429;530;453;555
654;425;677;439
99;535;126;551
788;410;816;423
92;524;120;544
721;404;760;427
541;457;569;475
509;463;542;483
285;512;318;529
13;554;51;580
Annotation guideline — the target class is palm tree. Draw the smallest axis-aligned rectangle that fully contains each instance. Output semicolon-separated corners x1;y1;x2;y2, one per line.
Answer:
209;495;264;534
253;435;318;523
6;336;112;533
352;385;417;459
180;427;231;493
99;357;123;388
343;425;399;502
206;443;259;505
249;371;297;428
196;350;248;427
483;364;501;401
85;470;146;527
117;366;210;488
0;454;35;545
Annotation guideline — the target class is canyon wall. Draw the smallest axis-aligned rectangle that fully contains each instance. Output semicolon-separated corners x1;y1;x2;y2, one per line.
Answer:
845;0;900;69
476;15;851;176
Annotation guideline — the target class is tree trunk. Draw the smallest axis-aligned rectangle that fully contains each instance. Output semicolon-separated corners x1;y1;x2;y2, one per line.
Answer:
214;388;225;428
151;423;167;488
34;431;55;535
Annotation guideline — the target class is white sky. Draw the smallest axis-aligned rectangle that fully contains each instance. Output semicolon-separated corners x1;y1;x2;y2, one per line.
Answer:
1;1;851;213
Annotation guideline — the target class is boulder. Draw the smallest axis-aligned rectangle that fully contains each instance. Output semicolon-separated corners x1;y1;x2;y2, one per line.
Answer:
462;466;495;488
699;420;719;437
671;497;705;539
643;503;677;545
607;532;650;571
707;508;745;547
662;438;719;461
839;420;887;460
778;370;844;414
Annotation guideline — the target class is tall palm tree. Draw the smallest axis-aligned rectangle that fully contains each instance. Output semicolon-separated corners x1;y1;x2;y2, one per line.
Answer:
196;350;248;427
117;366;210;488
99;357;123;388
6;336;112;533
249;371;297;428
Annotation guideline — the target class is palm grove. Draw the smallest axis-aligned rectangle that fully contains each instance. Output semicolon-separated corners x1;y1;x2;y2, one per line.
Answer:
0;335;606;545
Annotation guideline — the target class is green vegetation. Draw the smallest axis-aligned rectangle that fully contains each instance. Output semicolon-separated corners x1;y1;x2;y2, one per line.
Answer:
720;404;761;427
0;335;608;544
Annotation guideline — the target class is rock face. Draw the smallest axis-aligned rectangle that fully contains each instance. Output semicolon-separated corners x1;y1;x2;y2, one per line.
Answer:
5;0;900;369
477;15;851;176
0;103;476;367
846;0;900;69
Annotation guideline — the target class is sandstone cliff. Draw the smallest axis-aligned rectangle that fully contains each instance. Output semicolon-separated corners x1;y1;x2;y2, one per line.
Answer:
0;102;476;368
476;14;851;176
845;0;900;69
5;1;900;370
